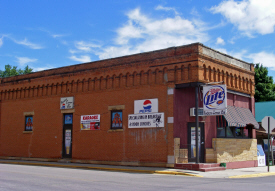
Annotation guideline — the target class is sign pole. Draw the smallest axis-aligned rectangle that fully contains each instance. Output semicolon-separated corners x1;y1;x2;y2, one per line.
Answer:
268;117;270;172
195;85;199;164
261;116;275;170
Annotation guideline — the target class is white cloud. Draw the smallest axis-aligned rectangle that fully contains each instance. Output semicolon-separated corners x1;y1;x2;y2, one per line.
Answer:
0;35;8;47
98;8;209;60
216;37;225;45
190;8;200;17
215;48;228;55
211;47;247;61
231;49;247;60
75;41;101;52
52;34;64;38
69;49;78;54
210;0;275;36
16;56;38;66
69;55;91;63
13;38;43;49
155;5;179;15
248;51;275;70
32;66;53;72
38;28;67;39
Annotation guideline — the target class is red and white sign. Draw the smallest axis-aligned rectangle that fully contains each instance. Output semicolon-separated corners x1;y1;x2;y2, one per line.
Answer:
60;97;74;109
203;85;227;116
80;114;100;130
134;98;158;114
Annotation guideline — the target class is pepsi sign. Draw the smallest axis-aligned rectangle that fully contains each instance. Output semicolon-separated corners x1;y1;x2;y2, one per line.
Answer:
134;99;158;114
203;85;227;116
60;97;74;109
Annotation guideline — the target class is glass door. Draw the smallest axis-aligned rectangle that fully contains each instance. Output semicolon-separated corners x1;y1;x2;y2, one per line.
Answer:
62;114;73;158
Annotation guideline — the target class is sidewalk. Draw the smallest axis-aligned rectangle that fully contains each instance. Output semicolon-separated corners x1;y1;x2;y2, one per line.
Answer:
0;158;275;178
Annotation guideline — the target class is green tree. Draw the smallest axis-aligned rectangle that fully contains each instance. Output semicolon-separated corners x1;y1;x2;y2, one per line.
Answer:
0;64;33;78
254;63;275;102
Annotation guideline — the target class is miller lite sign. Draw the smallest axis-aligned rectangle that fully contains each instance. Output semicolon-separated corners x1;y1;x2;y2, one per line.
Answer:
203;85;227;116
134;99;158;114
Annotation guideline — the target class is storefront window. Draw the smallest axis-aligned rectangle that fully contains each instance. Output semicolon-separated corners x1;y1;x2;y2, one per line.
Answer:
233;127;243;138
217;126;251;138
226;127;234;137
25;116;33;131
217;127;225;137
216;116;251;138
111;110;123;129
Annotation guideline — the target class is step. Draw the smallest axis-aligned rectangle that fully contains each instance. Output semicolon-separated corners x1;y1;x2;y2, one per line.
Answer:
200;167;226;172
175;163;225;171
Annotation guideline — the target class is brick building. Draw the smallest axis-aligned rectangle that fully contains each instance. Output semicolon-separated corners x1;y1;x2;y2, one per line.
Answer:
0;43;259;169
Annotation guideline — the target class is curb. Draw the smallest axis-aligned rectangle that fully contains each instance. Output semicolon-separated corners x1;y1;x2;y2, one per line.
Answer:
229;172;275;179
0;160;202;177
154;170;203;177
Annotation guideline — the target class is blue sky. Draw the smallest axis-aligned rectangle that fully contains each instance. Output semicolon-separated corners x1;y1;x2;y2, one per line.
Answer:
1;0;275;78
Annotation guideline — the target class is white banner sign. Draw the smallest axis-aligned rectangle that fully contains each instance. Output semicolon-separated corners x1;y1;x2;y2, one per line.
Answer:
60;97;74;109
80;114;100;130
128;113;164;128
203;85;227;116
81;114;100;123
134;98;158;114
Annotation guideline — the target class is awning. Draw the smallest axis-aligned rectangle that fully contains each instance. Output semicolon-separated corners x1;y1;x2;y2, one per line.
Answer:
224;105;259;129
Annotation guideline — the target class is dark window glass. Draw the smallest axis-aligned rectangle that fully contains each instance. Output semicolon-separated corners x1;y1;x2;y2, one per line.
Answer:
227;127;234;137
216;116;251;138
217;127;225;137
64;114;73;124
234;127;243;138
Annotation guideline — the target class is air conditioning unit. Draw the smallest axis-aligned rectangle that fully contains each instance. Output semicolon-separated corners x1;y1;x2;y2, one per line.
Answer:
190;108;204;116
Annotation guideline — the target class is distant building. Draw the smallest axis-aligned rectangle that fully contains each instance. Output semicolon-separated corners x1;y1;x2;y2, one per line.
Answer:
255;101;275;145
0;43;259;170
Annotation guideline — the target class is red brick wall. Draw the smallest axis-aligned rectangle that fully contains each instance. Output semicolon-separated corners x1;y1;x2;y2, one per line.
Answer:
0;83;172;163
0;43;256;165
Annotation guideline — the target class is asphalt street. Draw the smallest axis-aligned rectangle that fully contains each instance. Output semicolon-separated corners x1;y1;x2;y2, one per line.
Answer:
1;163;275;191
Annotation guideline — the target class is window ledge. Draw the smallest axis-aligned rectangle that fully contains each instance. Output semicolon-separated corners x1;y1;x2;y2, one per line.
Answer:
23;131;33;134
108;129;124;132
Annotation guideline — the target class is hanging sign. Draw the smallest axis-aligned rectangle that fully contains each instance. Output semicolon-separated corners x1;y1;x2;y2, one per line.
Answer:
80;114;100;130
60;97;74;109
134;99;158;114
128;113;164;128
203;85;227;116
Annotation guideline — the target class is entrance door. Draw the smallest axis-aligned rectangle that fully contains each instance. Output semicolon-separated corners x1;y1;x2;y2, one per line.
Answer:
187;122;205;163
62;114;73;158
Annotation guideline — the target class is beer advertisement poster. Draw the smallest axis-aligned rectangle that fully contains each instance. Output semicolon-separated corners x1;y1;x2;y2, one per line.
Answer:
80;114;100;130
203;85;227;116
111;111;123;129
25;116;33;131
64;114;73;124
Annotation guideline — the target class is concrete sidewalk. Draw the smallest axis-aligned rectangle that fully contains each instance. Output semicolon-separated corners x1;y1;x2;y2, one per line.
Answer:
0;158;275;178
